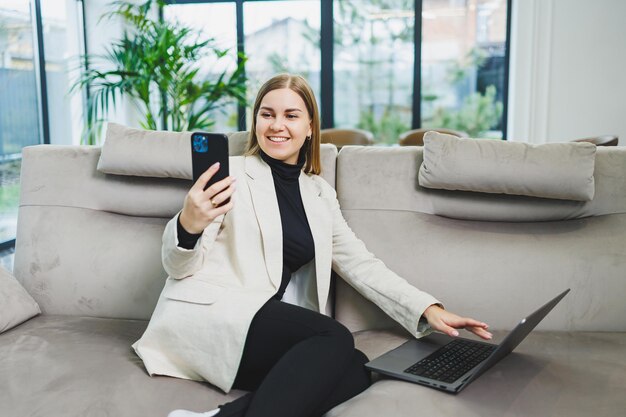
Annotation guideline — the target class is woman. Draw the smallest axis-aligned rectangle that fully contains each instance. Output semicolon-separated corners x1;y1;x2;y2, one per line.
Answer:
133;74;492;417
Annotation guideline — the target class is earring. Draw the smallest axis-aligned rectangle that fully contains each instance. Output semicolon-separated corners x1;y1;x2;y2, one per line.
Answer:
306;135;311;141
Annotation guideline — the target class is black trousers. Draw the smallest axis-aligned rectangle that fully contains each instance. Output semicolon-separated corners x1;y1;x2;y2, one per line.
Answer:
217;299;372;417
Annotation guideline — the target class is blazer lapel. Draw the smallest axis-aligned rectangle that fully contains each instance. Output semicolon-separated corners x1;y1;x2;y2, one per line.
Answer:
299;174;333;313
245;155;283;290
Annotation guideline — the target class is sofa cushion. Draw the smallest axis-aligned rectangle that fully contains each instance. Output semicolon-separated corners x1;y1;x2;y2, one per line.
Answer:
336;146;626;223
2;317;624;416
97;124;337;185
418;131;597;201
0;266;40;333
15;145;337;320
329;329;626;417
0;315;245;417
334;146;626;335
97;124;251;179
98;123;193;179
14;205;169;319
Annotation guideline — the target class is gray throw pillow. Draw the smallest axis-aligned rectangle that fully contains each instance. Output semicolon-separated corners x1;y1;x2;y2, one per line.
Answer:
97;123;193;179
418;131;597;201
0;266;41;333
97;123;251;179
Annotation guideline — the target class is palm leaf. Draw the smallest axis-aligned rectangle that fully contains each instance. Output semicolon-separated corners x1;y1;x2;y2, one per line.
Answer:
70;0;247;142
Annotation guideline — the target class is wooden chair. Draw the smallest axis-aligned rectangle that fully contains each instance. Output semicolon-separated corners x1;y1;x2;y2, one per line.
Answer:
571;135;619;146
320;128;375;149
398;128;469;146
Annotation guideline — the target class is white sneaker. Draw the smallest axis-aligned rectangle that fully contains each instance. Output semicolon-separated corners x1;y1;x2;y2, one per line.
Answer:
167;408;220;417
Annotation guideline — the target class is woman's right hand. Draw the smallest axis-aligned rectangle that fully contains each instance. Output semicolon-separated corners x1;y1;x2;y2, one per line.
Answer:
179;162;236;234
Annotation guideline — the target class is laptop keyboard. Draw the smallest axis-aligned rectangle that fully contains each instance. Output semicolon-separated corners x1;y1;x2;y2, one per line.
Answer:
404;339;496;383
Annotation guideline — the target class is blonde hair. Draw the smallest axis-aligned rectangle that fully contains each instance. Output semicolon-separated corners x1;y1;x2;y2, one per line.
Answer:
244;74;321;175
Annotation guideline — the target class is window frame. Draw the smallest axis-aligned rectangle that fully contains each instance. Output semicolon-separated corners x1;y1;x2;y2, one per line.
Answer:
161;0;512;134
0;0;88;248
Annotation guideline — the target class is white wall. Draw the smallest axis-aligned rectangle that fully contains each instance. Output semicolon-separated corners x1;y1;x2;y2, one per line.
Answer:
508;0;626;144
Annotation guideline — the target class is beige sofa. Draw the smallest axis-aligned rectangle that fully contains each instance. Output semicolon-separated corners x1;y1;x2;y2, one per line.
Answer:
1;133;625;417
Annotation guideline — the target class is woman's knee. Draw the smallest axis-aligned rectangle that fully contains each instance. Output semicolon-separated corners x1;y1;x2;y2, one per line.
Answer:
353;349;369;367
322;319;355;352
352;349;372;388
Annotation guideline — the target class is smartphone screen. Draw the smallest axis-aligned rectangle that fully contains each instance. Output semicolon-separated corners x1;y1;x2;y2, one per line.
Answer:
191;132;230;192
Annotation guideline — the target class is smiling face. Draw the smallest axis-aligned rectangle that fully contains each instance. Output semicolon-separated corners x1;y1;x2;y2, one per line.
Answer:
255;88;312;165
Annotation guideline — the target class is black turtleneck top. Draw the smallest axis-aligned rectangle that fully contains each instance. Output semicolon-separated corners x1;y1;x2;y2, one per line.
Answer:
176;149;315;301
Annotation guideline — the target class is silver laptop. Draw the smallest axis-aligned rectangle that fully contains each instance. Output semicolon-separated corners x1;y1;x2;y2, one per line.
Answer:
365;289;570;394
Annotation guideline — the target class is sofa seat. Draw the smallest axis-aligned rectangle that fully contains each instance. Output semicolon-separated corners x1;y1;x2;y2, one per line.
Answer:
3;316;624;417
334;329;626;417
0;315;246;417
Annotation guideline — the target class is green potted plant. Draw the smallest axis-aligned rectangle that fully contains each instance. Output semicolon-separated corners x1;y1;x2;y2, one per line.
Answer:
72;0;247;144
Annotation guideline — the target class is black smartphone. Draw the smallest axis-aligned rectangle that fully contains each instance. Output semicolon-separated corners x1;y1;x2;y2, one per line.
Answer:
191;132;230;193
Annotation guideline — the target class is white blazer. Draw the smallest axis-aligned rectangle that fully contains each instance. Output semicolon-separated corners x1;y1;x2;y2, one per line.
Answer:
133;154;440;393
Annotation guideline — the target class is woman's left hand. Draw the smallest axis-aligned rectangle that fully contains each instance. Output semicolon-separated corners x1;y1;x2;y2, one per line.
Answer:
423;305;493;340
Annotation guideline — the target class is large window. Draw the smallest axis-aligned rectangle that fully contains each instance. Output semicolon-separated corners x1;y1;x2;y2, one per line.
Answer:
243;0;321;128
164;2;239;132
41;0;85;145
421;0;508;138
0;0;40;245
164;0;321;131
334;0;415;144
0;0;85;248
162;0;510;141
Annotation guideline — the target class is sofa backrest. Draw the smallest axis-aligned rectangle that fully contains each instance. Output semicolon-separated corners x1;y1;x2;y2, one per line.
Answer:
333;146;626;333
14;141;626;332
13;144;337;319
